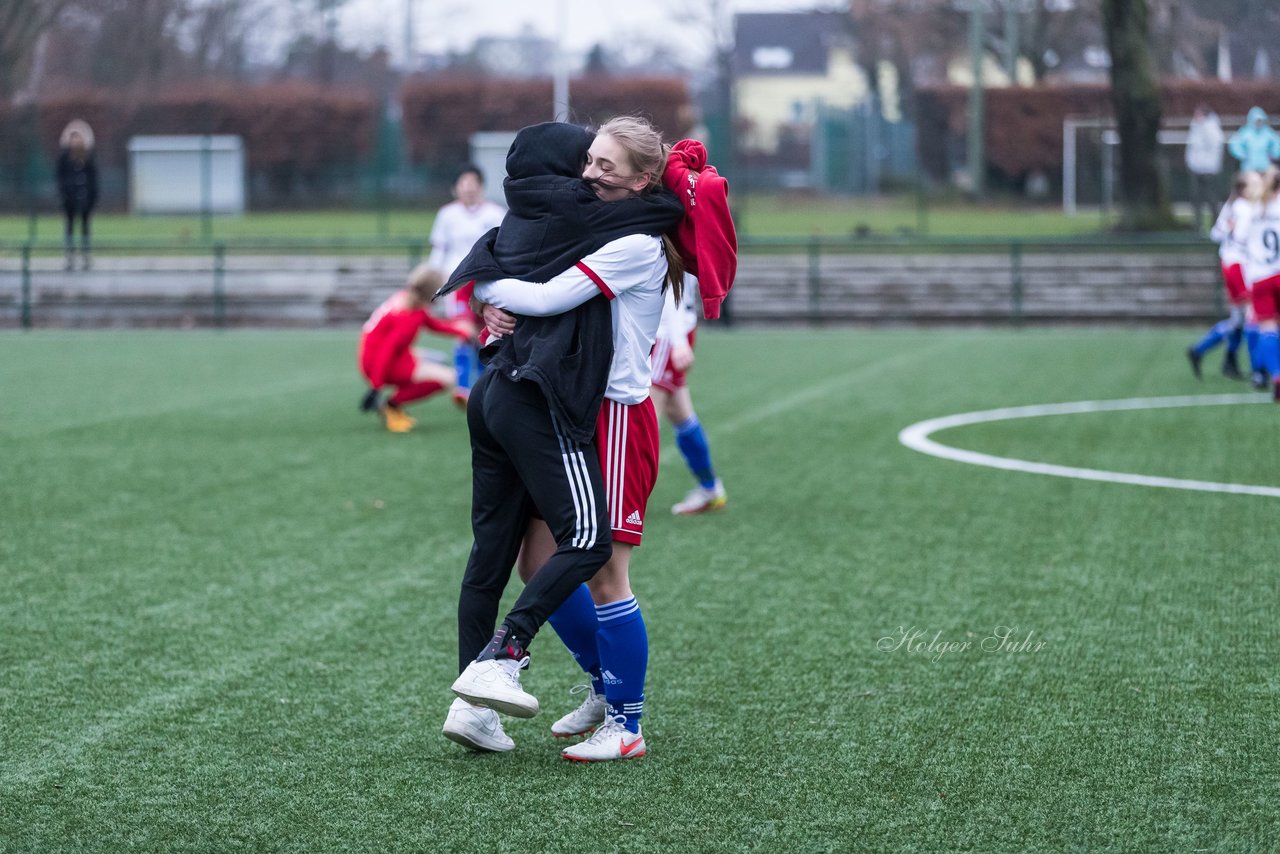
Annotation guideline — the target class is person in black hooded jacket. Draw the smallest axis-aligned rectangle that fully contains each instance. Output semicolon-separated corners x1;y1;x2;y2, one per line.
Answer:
56;120;99;271
441;122;684;745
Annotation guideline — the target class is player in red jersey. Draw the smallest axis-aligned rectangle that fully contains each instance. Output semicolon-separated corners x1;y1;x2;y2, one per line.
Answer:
358;265;475;432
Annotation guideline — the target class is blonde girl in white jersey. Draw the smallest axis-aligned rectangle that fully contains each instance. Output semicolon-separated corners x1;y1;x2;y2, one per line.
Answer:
471;117;681;762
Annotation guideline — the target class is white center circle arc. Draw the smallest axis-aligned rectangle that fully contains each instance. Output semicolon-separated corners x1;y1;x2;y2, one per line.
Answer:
898;393;1279;498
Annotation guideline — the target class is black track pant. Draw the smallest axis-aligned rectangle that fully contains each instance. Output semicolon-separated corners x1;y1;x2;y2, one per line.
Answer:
457;369;612;673
63;207;90;249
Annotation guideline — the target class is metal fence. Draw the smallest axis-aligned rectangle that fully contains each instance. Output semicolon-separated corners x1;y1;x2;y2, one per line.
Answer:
0;234;1222;329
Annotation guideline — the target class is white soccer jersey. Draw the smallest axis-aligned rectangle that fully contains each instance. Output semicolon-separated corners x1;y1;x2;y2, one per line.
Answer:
473;233;669;405
1212;198;1256;266
427;199;506;277
656;274;699;343
1245;198;1280;286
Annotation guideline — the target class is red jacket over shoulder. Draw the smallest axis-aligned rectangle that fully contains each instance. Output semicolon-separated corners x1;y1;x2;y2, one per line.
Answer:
662;139;737;320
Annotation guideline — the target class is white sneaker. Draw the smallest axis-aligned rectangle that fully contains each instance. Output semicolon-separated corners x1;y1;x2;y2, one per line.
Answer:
441;698;515;753
451;656;540;718
561;715;646;763
671;479;727;515
551;684;609;738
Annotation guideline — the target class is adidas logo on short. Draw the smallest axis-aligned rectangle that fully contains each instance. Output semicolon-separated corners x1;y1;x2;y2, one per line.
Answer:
625;510;642;526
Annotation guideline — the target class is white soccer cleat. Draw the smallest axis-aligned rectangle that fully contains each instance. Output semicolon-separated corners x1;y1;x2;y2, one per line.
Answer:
441;698;515;753
550;684;609;739
561;715;646;763
671;479;727;516
451;656;540;718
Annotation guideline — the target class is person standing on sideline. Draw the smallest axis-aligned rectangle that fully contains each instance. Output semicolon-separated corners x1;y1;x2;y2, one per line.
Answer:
426;166;505;404
1228;107;1280;173
1185;105;1224;233
56;120;98;271
651;275;728;514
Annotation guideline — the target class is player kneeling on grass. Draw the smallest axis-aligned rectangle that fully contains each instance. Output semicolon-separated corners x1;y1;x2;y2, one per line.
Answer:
358;264;476;432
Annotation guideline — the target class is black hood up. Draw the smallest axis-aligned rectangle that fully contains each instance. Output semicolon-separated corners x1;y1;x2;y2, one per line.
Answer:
504;122;593;180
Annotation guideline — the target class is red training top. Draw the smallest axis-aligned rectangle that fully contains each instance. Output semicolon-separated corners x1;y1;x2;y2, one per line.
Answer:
662;139;738;320
359;291;471;388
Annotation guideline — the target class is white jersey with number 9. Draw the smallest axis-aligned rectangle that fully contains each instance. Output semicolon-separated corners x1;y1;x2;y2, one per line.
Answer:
1246;198;1280;286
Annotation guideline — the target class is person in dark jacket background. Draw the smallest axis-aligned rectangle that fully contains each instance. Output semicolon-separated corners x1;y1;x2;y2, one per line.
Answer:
56;119;98;271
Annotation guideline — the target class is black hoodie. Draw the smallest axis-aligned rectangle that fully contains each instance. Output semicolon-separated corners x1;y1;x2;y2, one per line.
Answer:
438;122;683;444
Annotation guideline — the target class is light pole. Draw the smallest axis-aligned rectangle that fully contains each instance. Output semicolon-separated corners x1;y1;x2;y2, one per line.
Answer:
1003;0;1018;80
552;0;570;121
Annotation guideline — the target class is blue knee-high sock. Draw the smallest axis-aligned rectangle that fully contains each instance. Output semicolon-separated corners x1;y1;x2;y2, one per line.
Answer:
595;597;647;733
1192;320;1233;355
674;415;717;490
1227;326;1244;355
1260;331;1280;378
547;584;604;696
1247;325;1262;372
454;342;473;392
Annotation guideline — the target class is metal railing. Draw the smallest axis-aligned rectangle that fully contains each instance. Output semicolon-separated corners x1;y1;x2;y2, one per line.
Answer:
2;233;1220;329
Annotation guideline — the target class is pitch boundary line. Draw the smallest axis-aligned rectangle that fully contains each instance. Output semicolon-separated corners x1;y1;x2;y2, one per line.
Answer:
898;393;1280;498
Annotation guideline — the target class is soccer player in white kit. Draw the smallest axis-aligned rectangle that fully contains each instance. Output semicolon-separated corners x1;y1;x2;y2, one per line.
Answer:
446;118;679;762
651;274;727;514
426;166;505;403
1244;167;1280;400
1187;171;1262;382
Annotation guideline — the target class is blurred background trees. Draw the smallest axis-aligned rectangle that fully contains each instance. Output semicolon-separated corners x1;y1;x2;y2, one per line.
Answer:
1;0;1277;224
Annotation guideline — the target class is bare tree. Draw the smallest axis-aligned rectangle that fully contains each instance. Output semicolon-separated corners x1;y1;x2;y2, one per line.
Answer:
1180;0;1280;79
1102;0;1175;229
182;0;270;80
662;0;735;163
0;0;77;99
849;0;965;110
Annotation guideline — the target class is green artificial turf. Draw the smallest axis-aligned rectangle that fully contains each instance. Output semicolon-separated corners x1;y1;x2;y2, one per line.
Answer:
1;328;1276;851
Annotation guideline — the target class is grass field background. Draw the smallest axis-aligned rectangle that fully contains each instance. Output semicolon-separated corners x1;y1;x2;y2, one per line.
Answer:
2;327;1276;851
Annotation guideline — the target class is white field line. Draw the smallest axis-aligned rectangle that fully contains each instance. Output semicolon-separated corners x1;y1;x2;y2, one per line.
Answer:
898;393;1280;498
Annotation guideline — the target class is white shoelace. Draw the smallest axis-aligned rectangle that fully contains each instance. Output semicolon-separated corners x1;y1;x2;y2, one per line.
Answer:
582;714;628;745
567;682;602;709
499;655;530;689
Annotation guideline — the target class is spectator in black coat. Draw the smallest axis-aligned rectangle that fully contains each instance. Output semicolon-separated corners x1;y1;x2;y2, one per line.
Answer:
57;120;98;271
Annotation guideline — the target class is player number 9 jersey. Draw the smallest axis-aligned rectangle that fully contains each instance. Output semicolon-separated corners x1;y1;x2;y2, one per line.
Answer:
1245;199;1280;285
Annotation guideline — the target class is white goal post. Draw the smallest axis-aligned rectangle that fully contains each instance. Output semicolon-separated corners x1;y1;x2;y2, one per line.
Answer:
1062;115;1249;215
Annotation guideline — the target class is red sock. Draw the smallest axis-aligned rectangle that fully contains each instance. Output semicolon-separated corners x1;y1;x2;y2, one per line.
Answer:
390;380;444;406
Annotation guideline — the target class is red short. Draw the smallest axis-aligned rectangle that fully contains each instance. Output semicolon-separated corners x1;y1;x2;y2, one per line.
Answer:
1222;262;1248;304
650;329;697;393
1252;273;1280;323
594;397;659;546
358;339;417;387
